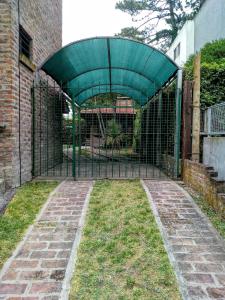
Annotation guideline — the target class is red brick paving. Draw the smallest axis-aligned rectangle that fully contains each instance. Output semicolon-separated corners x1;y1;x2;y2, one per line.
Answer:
143;180;225;300
0;181;93;299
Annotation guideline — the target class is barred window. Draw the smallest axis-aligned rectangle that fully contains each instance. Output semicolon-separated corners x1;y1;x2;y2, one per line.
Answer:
19;25;32;59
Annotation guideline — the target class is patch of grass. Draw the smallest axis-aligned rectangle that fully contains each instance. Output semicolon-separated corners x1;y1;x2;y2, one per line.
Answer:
0;181;58;269
70;180;181;300
178;183;225;239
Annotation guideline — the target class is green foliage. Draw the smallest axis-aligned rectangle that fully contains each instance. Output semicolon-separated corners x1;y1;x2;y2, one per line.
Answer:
69;180;181;299
105;119;124;148
84;93;119;107
132;109;142;152
0;181;58;269
184;39;225;107
63;116;86;145
115;26;147;42
116;0;201;50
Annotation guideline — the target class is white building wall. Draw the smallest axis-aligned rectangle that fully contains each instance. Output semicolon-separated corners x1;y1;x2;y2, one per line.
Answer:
166;0;225;66
166;21;194;66
195;0;225;52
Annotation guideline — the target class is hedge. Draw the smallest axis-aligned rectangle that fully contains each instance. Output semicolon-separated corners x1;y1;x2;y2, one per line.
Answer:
184;39;225;107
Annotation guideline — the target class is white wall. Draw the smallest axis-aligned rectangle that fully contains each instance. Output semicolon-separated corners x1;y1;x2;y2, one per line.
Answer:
166;21;194;66
167;0;225;66
203;137;225;180
195;0;225;52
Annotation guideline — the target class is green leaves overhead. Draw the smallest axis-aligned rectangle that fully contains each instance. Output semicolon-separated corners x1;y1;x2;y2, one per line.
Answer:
116;0;201;51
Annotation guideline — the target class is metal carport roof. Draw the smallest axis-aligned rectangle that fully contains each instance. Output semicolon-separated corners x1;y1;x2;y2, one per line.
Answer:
40;37;179;106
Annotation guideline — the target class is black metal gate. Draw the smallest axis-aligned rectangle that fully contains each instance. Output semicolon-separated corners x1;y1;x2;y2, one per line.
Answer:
32;82;180;179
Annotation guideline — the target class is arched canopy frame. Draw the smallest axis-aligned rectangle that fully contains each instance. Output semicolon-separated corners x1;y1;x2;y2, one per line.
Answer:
39;36;180;107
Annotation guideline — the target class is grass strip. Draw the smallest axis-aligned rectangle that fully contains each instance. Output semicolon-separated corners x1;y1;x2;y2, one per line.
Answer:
179;182;225;239
0;181;58;269
70;180;181;300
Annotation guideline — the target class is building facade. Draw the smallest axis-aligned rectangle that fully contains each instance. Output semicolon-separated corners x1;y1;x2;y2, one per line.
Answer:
0;0;62;193
167;0;225;66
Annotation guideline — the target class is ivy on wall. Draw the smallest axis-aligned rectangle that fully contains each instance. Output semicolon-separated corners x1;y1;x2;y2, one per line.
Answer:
184;39;225;107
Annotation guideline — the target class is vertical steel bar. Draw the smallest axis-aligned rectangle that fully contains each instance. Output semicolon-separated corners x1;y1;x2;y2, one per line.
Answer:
78;107;81;177
72;97;76;179
31;83;35;176
46;79;49;175
39;81;42;176
156;91;162;173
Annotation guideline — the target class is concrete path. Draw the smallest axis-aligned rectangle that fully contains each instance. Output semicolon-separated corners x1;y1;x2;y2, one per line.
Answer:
142;180;225;300
0;180;93;299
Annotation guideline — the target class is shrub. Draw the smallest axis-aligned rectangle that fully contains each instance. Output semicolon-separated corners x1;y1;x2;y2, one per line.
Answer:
184;39;225;107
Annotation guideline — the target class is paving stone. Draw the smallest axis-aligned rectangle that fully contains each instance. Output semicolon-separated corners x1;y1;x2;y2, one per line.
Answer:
19;270;50;280
187;286;208;299
216;274;225;286
0;284;27;294
144;180;225;300
29;282;62;293
207;287;225;298
194;263;224;273
183;273;215;284
0;181;93;298
40;259;67;268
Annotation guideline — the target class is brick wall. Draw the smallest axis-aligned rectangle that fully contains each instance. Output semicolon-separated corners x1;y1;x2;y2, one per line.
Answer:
0;0;62;190
183;159;225;218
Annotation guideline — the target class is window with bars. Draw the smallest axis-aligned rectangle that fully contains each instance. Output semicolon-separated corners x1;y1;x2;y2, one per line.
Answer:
19;25;32;59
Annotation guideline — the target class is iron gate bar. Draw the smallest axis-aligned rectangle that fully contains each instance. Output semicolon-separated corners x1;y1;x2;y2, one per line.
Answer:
31;84;35;177
107;38;112;94
72;97;76;178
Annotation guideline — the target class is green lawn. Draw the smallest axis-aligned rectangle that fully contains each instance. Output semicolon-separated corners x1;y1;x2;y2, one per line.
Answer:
0;181;58;269
70;180;181;300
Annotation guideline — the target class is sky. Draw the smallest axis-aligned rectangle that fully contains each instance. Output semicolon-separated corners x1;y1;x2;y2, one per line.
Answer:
63;0;134;46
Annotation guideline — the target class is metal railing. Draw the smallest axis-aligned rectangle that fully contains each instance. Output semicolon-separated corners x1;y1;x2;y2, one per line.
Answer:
203;102;225;135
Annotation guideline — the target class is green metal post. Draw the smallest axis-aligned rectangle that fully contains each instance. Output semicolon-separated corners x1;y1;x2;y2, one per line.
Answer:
156;91;162;167
174;70;183;178
72;97;76;179
78;107;81;177
31;83;35;177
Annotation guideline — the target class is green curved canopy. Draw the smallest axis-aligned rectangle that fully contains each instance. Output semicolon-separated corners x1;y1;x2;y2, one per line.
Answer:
40;37;179;106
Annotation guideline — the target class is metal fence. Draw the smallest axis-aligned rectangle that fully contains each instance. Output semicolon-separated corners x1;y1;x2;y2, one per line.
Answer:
203;102;225;135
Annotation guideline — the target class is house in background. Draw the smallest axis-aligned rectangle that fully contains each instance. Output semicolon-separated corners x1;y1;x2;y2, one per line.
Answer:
0;0;62;203
167;0;225;66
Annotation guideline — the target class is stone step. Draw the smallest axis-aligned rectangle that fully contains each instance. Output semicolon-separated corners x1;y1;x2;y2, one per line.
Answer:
205;165;214;171
207;170;218;178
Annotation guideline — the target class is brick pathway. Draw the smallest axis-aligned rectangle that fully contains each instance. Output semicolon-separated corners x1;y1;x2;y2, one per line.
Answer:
143;180;225;300
0;180;93;299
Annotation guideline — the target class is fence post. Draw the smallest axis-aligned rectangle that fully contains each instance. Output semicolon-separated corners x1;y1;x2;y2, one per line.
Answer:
156;91;162;166
192;52;201;162
174;69;183;178
31;82;35;177
182;81;193;160
72;98;76;179
207;108;212;135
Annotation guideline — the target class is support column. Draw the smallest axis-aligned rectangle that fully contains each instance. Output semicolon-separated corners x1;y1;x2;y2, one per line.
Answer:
174;70;183;178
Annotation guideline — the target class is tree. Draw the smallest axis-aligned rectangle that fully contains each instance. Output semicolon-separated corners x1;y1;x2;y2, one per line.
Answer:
116;0;201;51
115;27;146;42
